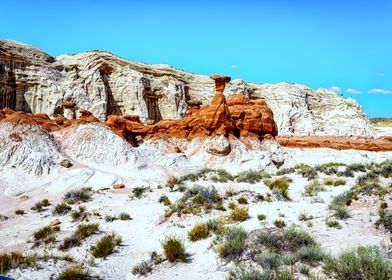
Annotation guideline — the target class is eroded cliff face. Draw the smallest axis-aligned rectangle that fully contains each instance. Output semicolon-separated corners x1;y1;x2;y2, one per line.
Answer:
0;40;376;136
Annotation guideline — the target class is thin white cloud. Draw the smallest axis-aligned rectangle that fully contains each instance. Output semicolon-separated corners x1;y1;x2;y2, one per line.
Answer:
345;88;362;94
231;65;236;69
368;88;392;95
329;86;341;93
376;72;385;76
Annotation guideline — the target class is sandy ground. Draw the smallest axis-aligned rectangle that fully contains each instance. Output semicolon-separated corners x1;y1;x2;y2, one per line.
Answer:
1;147;391;279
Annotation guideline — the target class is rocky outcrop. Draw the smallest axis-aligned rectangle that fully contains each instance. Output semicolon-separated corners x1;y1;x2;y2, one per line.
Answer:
0;40;376;137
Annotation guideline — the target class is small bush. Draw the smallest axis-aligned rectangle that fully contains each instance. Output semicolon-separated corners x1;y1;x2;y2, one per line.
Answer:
0;253;11;274
346;163;367;172
297;245;325;265
206;219;225;235
31;201;44;212
119;213;131;220
295;164;318;180
375;209;392;233
33;225;60;245
230;207;249;222
236;170;270;184
276;168;295;176
254;252;282;270
211;169;235;182
264;177;290;200
273;219;286;228
64;187;92;204
332;205;351;220
326;219;341;229
162;236;187;262
91;233;122;259
53;202;72;215
104;215;118;222
338;170;355;178
131;261;152;276
133;186;147;198
218;226;247;259
258;214;267;221
324;178;346;186
304;180;325;196
237;196;248;204
158;195;171;206
188;223;210;241
59;223;99;251
41;199;50;206
57;265;94;280
15;209;25;215
298;212;314;221
324;246;392;280
0;252;38;275
70;205;87;222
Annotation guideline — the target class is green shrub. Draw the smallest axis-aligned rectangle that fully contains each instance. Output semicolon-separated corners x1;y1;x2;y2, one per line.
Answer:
104;215;118;222
332;205;351;220
31;201;44;212
273;219;286;228
237;196;248;204
33;225;59;243
0;252;38;275
297;245;325;264
230;207;249;222
206;219;225;235
64;187;92;204
218;226;247;259
324;246;392;280
158;195;171;206
91;233;122;259
133;186;147;198
236;170;271;184
276;168;295;176
254;252;282;270
53;201;72;215
375;209;392;233
70;205;87;222
258;214;267;221
188;223;210;241
59;223;99;251
304;180;325;196
162;236;187;262
131;261;152;276
326;219;341;229
264;178;290;200
118;212;131;220
257;225;317;253
298;212;314;221
15;209;25;215
324;178;346;186
211;169;235;182
346;163;367;172
57;265;94;280
0;253;11;274
295;164;318;180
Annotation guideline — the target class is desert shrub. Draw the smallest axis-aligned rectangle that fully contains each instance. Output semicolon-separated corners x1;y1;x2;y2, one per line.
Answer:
276;167;295;176
315;165;338;175
375;209;392;233
346;163;367;172
118;212;131;220
326;219;341;229
255;252;282;270
332;205;351;220
91;233;122;259
162;236;187;262
257;226;317;253
264;178;290;200
304;180;325;196
57;265;95;280
0;252;38;275
64;187;92;204
188;223;210;241
206;219;225;235
236;170;271;184
211;169;235;182
33;225;59;245
53;201;72;215
133;186;147;198
31;201;44;212
330;190;355;209
104;215;118;222
324;178;346;186
237;196;248;204
381;201;388;209
380;161;392;178
273;219;286;228
158;195;171;206
218;226;247;259
298;212;314;221
131;261;152;276
297;245;325;264
337;170;355;177
295;164;318;180
59;223;99;251
15;209;25;215
41;199;50;206
230;207;249;222
165;185;222;217
258;214;267;221
323;246;392;280
70;205;87;222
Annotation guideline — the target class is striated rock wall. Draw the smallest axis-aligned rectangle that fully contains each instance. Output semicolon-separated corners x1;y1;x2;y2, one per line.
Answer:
0;40;376;137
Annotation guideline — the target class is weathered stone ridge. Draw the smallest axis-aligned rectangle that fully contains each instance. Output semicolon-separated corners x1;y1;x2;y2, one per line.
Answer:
0;40;376;137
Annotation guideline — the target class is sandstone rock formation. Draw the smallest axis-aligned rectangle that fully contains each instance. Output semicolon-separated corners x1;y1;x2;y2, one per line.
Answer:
0;40;376;137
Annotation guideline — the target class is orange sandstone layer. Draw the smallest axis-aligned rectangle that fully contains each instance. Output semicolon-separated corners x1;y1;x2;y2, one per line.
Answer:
277;136;392;152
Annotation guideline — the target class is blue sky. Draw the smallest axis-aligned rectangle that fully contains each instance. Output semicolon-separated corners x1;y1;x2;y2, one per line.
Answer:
1;0;391;117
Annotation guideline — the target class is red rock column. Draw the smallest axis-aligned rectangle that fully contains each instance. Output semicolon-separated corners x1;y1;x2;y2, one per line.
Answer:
210;74;231;94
